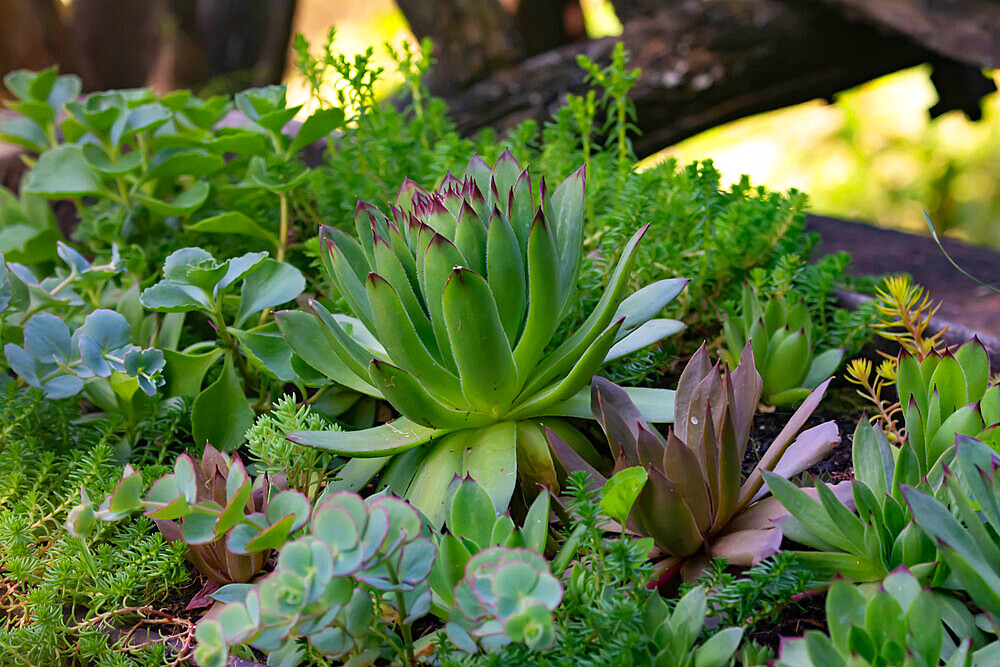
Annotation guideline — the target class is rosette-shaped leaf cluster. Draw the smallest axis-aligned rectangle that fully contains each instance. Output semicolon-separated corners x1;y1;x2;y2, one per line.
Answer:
70;445;311;584
896;337;999;478
446;547;563;654
281;151;686;525
723;283;844;407
430;475;550;611
149;445;294;584
5;308;164;398
765;420;936;583
776;569;998;666
194;492;435;666
905;435;1000;634
550;343;839;577
642;586;744;667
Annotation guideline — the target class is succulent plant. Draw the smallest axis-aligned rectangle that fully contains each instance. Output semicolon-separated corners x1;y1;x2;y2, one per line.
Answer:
722;282;843;407
549;342;840;578
642;586;744;667
446;546;563;654
776;569;998;667
896;337;999;478
67;444;312;584
279;151;687;525
764;420;938;583
4;308;164;399
429;475;550;612
194;491;436;666
904;435;1000;634
152;445;289;584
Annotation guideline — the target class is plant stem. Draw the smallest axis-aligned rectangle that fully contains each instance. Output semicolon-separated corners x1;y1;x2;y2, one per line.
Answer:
385;562;416;666
277;192;289;263
78;538;99;578
212;302;254;393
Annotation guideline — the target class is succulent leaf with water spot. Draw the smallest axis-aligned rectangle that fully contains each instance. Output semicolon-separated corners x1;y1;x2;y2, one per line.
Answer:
549;342;840;579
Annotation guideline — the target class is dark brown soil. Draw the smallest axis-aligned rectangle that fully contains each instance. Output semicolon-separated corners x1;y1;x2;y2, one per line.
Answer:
155;568;212;625
741;402;862;483
746;590;828;654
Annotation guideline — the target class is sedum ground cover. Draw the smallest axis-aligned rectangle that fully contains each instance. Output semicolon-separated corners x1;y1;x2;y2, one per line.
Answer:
2;33;998;667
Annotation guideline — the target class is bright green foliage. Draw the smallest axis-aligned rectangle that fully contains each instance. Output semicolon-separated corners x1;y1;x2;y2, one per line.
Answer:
640;587;744;667
439;473;745;666
0;68;81;153
141;247;306;448
446;547;564;654
722;282;845;406
896;338;999;477
550;344;839;576
775;570;998;667
764;419;941;583
904;436;1000;633
0;387;189;664
70;444;311;584
0;186;61;264
194;491;435;666
429;475;551;613
687;553;813;631
560;161;814;377
283;152;686;524
245;394;339;501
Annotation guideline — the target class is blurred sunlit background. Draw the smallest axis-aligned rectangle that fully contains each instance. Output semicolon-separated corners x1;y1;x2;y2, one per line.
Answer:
284;0;999;249
5;0;999;249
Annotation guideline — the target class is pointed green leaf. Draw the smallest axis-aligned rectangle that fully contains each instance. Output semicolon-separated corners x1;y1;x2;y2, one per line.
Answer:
191;354;255;452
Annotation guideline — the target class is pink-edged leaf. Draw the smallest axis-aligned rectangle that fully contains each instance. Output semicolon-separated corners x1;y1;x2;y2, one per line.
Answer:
215;480;253;537
153;518;183;543
711;406;742;531
674;343;712;443
634;467;704;558
727;342;762;456
185;579;222;610
244;513;296;552
591;377;645;464
750;420;840;503
660;431;712;534
740;377;834;505
723;496;789;533
545;426;606;490
684;365;725;463
709;527;783;566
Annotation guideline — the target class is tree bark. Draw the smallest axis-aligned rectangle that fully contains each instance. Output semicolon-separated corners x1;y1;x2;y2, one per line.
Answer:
436;0;929;158
71;0;164;90
812;0;1000;69
0;0;70;83
395;0;526;94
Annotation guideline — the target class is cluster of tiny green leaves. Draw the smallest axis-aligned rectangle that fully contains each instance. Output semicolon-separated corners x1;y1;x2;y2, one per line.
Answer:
0;387;189;664
683;553;814;631
438;473;664;666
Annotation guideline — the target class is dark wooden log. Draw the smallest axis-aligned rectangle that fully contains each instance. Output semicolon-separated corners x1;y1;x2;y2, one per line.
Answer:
395;0;526;94
192;0;298;88
435;0;927;158
514;0;587;57
812;0;1000;69
70;0;164;90
807;214;1000;341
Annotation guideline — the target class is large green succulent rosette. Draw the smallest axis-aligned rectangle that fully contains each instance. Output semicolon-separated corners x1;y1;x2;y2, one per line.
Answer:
279;151;686;525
